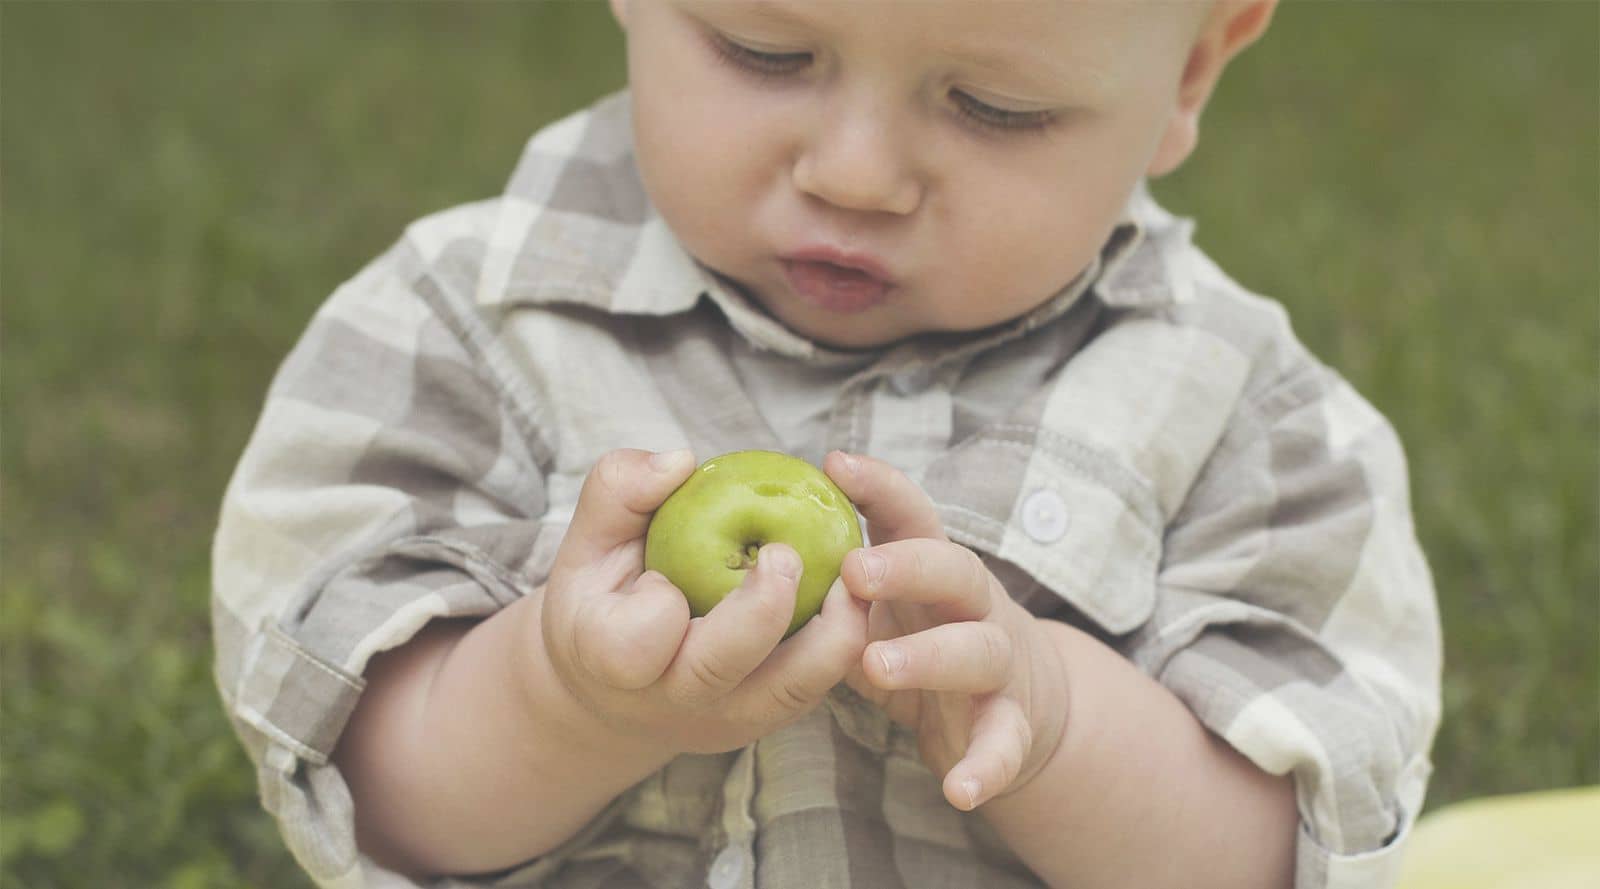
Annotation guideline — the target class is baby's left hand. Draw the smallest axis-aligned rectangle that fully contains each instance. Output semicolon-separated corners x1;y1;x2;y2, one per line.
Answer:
823;452;1070;812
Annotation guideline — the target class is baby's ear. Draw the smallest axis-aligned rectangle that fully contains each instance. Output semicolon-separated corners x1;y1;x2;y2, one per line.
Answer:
1147;0;1277;178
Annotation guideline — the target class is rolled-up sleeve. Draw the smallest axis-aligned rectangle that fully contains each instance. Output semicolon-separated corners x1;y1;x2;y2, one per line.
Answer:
1131;364;1442;889
210;230;559;887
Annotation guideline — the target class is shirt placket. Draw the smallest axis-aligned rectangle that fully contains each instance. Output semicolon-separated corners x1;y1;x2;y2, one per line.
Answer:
862;366;956;483
706;744;759;889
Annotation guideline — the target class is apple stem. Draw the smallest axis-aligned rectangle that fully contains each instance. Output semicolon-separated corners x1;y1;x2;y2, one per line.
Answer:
724;543;762;571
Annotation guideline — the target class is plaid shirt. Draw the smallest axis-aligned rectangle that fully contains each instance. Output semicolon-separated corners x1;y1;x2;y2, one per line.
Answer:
212;92;1440;889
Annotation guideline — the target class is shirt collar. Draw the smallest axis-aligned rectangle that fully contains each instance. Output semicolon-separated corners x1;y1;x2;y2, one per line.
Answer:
1093;179;1198;311
481;91;1194;364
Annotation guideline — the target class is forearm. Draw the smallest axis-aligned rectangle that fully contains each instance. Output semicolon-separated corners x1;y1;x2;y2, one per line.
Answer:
333;594;673;877
982;620;1297;889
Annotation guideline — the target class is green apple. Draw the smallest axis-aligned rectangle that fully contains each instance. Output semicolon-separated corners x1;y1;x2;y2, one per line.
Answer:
645;450;863;637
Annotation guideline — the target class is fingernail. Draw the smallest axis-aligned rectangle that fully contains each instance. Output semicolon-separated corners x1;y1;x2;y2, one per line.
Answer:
839;452;861;475
876;643;905;677
859;551;886;588
650;449;691;472
766;546;801;580
961;776;982;810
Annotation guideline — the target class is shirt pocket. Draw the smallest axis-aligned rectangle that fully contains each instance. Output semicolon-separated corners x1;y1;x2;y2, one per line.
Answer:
924;430;1162;636
925;317;1253;636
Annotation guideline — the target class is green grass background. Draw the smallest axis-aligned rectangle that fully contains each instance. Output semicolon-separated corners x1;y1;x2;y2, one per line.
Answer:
2;1;1595;886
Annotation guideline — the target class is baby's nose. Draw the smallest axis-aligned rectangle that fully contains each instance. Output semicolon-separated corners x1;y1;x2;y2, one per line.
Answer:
791;103;922;216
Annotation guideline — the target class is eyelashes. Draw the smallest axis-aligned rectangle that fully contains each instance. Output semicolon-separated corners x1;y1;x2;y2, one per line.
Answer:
706;31;812;79
705;31;1061;135
949;90;1058;133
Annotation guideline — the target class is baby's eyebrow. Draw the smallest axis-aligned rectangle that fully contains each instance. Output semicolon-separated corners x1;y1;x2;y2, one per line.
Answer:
959;48;1114;96
702;0;1121;102
708;0;816;31
939;39;1123;107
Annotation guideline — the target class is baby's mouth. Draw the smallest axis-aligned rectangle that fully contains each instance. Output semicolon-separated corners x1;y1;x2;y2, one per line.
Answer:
778;247;896;315
782;260;893;313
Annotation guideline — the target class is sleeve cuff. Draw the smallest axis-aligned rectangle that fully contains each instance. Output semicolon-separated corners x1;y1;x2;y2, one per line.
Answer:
235;627;365;766
1295;797;1417;889
255;745;632;888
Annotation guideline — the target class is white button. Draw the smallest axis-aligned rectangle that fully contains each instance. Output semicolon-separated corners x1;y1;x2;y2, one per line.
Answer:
888;367;933;396
1020;488;1069;543
707;844;750;889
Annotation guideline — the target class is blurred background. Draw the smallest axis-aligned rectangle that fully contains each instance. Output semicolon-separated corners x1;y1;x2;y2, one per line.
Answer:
2;1;1594;886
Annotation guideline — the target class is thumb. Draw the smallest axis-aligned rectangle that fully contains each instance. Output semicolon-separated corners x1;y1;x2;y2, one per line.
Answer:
558;448;695;569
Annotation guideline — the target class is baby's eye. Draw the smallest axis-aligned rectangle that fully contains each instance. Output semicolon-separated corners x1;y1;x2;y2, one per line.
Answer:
709;33;812;78
950;90;1058;133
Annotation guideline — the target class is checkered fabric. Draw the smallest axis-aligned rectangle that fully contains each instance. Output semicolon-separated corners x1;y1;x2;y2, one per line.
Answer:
213;92;1440;889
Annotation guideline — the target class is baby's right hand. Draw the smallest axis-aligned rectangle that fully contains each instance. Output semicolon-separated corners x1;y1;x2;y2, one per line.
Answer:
534;448;869;756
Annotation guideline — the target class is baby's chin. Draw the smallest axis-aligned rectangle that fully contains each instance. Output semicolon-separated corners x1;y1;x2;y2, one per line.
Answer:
802;322;914;353
767;298;1002;354
719;268;1006;352
745;288;916;352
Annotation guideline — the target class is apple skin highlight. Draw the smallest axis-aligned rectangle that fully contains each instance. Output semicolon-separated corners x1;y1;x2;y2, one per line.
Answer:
644;450;864;637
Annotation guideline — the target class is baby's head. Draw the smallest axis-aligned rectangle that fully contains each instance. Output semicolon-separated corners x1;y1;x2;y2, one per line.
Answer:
609;1;1275;349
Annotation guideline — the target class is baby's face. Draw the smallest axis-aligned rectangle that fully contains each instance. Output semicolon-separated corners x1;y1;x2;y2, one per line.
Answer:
617;0;1205;349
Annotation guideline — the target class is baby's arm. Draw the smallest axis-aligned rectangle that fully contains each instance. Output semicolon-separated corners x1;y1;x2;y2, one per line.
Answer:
336;449;868;876
978;622;1297;887
332;595;657;874
329;452;682;875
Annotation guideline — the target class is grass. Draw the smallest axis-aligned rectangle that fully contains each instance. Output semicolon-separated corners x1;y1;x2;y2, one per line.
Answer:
1;2;1594;886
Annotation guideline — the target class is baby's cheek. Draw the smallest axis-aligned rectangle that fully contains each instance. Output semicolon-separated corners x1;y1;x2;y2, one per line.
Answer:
633;128;746;268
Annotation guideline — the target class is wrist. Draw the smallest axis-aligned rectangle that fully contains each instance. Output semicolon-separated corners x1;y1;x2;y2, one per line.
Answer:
980;619;1083;821
510;591;674;768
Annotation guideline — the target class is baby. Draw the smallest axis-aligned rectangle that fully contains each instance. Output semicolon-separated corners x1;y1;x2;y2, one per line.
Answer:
212;2;1441;887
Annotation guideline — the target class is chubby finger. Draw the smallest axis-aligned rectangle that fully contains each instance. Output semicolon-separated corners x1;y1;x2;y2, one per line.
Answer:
864;621;1013;693
842;539;995;622
730;577;869;725
662;543;800;705
945;694;1031;811
571;570;691;690
559;448;696;568
842;599;903;709
822;451;947;544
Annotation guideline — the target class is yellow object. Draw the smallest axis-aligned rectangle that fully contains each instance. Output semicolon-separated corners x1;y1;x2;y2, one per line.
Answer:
1397;786;1600;889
